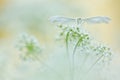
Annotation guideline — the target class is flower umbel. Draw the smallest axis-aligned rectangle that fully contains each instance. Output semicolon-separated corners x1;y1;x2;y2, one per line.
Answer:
16;33;42;60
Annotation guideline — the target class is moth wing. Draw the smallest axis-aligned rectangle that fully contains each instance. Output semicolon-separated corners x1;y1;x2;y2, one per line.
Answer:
49;16;75;24
84;16;111;24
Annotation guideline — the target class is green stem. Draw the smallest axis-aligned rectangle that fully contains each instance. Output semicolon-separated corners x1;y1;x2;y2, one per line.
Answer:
80;54;89;70
73;37;82;56
81;54;104;80
72;37;82;80
79;53;89;80
87;54;104;73
65;32;72;80
66;32;70;54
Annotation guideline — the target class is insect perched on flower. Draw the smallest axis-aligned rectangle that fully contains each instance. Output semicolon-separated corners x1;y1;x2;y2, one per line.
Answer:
49;16;111;26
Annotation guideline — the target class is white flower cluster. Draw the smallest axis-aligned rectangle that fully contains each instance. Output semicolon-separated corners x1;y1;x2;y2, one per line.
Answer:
16;33;42;60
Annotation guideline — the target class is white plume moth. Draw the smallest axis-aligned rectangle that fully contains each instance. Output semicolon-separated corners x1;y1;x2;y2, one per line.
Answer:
49;16;111;26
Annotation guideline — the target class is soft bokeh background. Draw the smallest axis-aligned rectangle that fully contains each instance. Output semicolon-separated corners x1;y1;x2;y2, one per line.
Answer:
0;0;119;80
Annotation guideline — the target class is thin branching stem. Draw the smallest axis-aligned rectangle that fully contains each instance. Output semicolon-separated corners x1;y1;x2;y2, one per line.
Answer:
87;54;104;73
72;37;82;80
81;54;104;80
80;54;89;70
73;37;82;56
78;53;89;80
65;31;73;80
66;32;70;54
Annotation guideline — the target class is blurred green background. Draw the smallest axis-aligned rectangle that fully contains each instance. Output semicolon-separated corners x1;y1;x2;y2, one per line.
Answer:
0;0;119;80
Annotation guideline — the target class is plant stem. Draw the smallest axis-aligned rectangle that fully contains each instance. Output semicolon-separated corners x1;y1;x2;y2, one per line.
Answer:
65;32;72;80
79;53;89;80
72;37;82;80
73;37;82;56
66;32;70;55
87;54;104;73
81;54;104;80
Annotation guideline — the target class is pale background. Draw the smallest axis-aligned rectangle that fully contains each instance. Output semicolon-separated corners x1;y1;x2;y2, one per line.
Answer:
0;0;119;80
